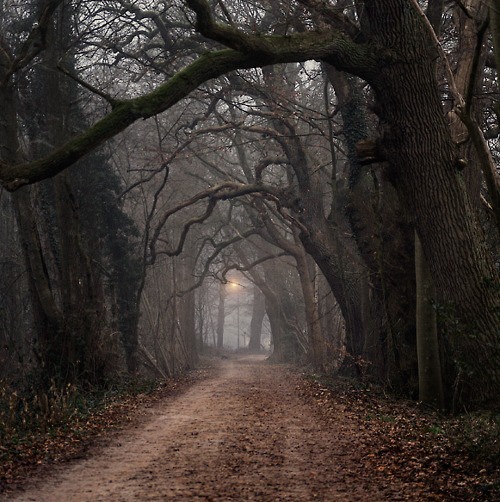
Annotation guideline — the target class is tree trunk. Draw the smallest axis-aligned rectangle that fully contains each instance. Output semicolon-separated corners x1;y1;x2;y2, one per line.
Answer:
294;246;325;370
11;189;64;380
324;64;417;388
266;113;368;372
233;242;300;362
179;254;198;368
216;281;226;349
0;60;66;383
448;0;488;213
248;285;265;352
23;5;108;384
299;218;366;375
415;232;444;409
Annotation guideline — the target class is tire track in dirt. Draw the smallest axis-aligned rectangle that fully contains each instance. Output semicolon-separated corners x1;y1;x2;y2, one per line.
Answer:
8;355;437;501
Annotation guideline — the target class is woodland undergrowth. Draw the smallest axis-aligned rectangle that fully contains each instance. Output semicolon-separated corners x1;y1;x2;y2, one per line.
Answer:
302;372;499;500
0;372;196;492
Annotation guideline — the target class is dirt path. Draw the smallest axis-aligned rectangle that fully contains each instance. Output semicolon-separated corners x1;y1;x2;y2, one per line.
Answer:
8;355;441;501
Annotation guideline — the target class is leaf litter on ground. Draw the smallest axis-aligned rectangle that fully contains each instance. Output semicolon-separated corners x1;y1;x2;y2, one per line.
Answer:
297;373;499;501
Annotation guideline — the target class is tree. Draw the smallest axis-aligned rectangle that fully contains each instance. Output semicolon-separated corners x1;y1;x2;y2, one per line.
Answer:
0;0;144;384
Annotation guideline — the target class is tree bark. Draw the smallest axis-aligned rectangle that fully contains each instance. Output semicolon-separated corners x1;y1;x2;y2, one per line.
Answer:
415;232;444;409
0;53;66;383
261;260;300;362
490;0;500;111
298;202;367;375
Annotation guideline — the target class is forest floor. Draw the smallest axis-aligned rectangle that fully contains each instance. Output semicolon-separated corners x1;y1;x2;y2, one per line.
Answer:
1;354;499;501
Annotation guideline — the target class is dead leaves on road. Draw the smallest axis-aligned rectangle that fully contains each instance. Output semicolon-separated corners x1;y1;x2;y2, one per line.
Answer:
0;371;203;493
1;361;498;500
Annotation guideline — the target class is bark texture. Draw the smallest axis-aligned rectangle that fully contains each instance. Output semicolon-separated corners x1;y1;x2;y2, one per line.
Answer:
216;282;226;349
415;232;444;409
364;0;499;404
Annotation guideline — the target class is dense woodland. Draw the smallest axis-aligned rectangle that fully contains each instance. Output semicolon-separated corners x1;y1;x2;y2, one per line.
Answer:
0;0;499;443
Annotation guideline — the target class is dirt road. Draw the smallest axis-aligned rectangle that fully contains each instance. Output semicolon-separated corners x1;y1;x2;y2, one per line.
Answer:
9;355;439;501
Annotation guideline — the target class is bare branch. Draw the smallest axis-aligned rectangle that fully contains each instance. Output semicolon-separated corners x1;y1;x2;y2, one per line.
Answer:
58;65;121;108
148;182;279;262
221;251;289;282
179;229;259;295
255;157;288;183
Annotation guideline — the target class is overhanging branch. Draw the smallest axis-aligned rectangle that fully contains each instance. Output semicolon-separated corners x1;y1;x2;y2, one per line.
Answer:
148;182;279;262
1;14;377;190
